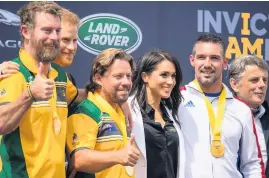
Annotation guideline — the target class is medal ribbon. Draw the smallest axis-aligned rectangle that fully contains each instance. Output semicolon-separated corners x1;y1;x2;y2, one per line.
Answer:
50;83;58;121
45;73;59;133
193;80;226;145
0;135;2;171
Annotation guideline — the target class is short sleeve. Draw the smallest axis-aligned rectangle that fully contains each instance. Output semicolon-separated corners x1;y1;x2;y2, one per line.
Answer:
66;113;99;157
0;73;25;105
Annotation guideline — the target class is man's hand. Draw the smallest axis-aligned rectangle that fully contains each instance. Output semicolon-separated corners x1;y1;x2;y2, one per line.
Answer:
0;61;19;80
30;62;54;100
118;134;140;167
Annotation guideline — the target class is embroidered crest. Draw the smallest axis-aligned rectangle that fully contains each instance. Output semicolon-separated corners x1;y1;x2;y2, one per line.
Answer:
0;88;6;97
72;133;78;145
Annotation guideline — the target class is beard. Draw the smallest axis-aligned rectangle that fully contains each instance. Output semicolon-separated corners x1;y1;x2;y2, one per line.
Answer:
103;86;130;105
111;88;130;104
56;53;74;67
32;39;59;62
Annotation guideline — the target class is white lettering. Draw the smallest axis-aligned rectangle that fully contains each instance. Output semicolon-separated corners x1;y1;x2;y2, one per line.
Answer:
5;40;17;48
121;36;129;46
111;24;120;34
107;35;116;46
0;40;21;48
99;35;107;45
88;22;95;33
114;36;122;46
103;23;113;34
91;34;99;44
95;23;103;33
89;35;128;46
0;40;4;47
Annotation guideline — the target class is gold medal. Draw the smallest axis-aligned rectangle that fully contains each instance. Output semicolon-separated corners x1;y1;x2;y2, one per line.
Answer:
0;135;2;172
54;116;61;135
193;80;226;159
0;156;2;172
210;140;225;158
125;166;134;176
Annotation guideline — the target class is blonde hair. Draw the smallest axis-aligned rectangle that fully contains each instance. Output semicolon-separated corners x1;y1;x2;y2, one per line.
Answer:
61;8;80;27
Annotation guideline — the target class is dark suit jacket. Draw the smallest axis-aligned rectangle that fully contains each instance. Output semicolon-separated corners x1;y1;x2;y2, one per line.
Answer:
260;101;269;178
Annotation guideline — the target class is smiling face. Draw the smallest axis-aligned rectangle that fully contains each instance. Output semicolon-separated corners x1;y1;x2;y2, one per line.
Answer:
96;59;132;106
54;21;78;67
29;12;61;62
190;42;228;92
231;65;268;108
142;59;176;102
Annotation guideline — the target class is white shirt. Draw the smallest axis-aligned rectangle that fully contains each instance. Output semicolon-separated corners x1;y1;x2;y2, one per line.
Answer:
179;81;264;178
128;97;186;178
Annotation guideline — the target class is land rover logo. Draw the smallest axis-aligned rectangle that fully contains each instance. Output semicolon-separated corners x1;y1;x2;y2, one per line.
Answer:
78;13;142;55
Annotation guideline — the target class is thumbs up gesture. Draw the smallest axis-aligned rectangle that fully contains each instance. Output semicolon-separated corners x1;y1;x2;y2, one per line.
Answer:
118;134;140;167
29;62;54;100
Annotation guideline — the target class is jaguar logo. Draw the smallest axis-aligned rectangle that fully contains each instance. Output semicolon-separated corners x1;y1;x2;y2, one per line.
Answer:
0;9;20;26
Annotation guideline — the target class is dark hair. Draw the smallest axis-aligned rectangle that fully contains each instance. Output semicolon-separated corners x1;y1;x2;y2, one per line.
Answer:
130;50;183;125
86;48;134;93
192;33;226;58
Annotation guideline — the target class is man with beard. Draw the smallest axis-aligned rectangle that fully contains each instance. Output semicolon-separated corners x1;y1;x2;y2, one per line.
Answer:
0;7;82;98
228;55;269;177
0;8;79;84
179;33;265;178
66;48;140;178
0;2;78;178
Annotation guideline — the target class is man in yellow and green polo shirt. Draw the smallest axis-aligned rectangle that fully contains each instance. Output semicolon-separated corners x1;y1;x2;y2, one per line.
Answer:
66;48;140;178
0;2;78;178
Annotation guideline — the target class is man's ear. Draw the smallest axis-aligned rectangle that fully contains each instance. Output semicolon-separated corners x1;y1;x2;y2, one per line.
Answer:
94;74;102;87
189;55;195;67
223;57;228;70
21;25;31;41
229;78;240;94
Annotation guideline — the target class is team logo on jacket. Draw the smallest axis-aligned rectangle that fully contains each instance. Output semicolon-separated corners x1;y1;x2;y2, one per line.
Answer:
0;88;6;97
72;133;79;146
78;13;142;55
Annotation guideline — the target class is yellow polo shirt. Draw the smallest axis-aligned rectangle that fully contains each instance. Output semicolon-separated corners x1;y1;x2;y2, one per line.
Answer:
0;49;77;178
67;92;133;178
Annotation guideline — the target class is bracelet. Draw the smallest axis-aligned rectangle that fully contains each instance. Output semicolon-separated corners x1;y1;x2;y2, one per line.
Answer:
27;85;36;102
